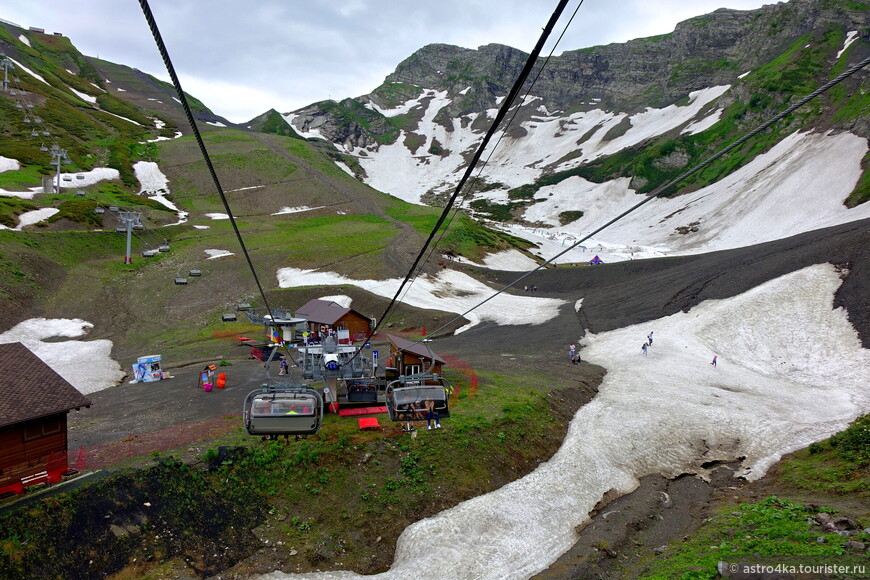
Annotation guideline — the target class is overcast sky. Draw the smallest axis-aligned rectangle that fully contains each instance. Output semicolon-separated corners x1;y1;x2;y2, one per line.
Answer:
2;0;770;123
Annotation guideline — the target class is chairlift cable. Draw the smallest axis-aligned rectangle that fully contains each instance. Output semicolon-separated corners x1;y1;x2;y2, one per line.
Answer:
387;0;584;335
137;0;281;327
421;0;586;273
339;0;575;370
419;53;870;340
367;0;572;341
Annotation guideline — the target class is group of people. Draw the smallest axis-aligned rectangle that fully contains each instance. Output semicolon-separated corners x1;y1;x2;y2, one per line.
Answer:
523;285;539;292
401;399;441;432
641;331;654;356
638;331;719;366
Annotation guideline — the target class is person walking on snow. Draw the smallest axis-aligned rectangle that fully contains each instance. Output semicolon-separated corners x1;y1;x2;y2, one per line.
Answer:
642;342;649;356
711;355;717;367
647;332;654;346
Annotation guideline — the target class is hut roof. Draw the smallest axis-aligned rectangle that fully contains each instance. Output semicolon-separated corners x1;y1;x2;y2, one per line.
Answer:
0;342;91;428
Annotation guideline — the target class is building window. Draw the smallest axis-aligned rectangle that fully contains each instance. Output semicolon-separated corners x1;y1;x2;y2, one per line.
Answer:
22;416;62;441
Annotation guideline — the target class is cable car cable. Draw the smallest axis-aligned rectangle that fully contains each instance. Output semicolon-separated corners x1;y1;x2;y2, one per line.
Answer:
421;0;585;271
137;0;281;326
419;53;870;340
367;0;572;340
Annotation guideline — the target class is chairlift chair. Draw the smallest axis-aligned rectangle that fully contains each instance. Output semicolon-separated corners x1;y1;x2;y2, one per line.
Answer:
132;223;144;230
158;244;170;252
237;302;251;311
188;269;202;276
142;249;158;257
108;206;119;212
221;312;237;322
76;174;84;180
243;385;324;437
76;190;85;196
385;374;451;423
94;207;105;214
174;277;188;285
115;225;127;233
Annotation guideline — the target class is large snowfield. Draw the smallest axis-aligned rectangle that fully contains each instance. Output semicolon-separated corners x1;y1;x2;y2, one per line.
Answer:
260;263;869;580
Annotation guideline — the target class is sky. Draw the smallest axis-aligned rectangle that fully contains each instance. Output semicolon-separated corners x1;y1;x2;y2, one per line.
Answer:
0;0;770;123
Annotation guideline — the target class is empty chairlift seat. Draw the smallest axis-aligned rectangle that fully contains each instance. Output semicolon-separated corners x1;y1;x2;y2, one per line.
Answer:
237;303;251;311
94;207;105;214
142;249;158;257
188;269;202;277
158;244;170;252
221;312;237;322
174;277;188;285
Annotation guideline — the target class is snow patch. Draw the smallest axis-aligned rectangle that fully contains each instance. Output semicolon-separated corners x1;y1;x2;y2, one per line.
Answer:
0;319;125;395
205;249;234;259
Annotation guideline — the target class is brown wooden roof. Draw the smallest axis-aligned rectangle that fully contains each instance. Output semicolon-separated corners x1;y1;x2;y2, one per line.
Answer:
0;342;92;428
296;299;356;326
385;334;446;365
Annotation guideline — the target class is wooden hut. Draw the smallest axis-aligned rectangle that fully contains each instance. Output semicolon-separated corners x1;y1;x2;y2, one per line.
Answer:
0;343;91;496
385;334;445;377
295;299;373;342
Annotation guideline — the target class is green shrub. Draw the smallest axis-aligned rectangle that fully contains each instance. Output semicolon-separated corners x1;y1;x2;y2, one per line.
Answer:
836;414;870;465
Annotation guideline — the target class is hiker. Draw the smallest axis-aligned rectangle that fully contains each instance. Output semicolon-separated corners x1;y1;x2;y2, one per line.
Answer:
647;331;654;346
569;344;576;362
642;342;649;356
424;399;441;429
711;355;717;367
572;353;582;365
278;358;288;375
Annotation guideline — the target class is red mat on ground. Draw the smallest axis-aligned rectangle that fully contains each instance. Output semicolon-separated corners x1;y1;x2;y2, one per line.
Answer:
338;406;387;417
357;417;381;430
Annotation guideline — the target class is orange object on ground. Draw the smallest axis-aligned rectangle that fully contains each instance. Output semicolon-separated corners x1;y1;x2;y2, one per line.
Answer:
357;417;380;430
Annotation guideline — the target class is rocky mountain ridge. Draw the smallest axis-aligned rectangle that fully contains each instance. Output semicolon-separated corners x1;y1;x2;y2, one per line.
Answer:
278;0;869;212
